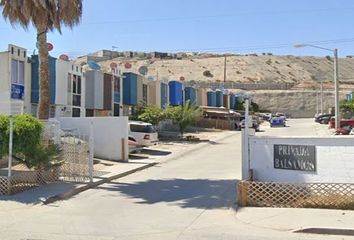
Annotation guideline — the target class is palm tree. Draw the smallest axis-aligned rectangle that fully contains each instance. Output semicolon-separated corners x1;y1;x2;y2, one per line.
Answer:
0;0;82;119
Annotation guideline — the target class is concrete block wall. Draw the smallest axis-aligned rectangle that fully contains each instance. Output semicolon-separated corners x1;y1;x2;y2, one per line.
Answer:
249;136;354;183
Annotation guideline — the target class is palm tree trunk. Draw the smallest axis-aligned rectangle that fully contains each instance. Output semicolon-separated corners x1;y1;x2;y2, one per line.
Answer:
37;27;50;120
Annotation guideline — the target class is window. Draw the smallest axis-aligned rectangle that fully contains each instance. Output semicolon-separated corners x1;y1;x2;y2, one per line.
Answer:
72;108;81;117
17;49;20;56
130;124;156;133
73;95;81;106
72;75;81;94
11;59;25;85
72;74;81;107
114;77;120;92
67;73;72;92
143;84;148;103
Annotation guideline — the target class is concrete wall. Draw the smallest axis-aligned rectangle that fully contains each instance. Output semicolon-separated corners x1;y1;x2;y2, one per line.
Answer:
57;117;129;161
0;52;9;94
197;88;208;106
148;80;161;108
249;90;346;118
85;70;103;110
249;136;354;183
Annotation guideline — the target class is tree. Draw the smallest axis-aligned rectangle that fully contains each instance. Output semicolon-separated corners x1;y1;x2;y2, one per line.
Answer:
166;101;201;136
137;106;165;126
1;0;82;119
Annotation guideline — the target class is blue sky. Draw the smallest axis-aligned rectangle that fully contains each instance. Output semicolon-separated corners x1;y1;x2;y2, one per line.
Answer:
1;0;354;58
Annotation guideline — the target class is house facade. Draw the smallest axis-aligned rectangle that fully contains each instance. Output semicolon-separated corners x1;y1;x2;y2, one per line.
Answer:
0;44;31;115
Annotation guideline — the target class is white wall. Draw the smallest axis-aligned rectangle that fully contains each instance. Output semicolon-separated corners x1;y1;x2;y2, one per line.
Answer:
56;59;86;117
56;117;129;161
55;59;70;106
249;136;354;183
0;52;9;97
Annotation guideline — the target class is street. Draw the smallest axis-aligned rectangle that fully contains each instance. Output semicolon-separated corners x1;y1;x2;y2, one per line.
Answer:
0;119;351;240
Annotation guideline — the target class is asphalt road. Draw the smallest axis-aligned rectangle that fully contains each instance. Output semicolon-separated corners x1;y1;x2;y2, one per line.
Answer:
0;119;346;240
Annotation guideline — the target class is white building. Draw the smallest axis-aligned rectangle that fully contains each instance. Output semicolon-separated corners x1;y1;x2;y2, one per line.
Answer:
0;44;31;115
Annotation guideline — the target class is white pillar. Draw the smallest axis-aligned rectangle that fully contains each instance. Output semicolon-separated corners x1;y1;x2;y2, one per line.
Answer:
7;115;13;194
88;120;94;183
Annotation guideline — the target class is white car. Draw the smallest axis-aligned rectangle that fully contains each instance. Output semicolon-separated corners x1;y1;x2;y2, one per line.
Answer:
129;121;159;146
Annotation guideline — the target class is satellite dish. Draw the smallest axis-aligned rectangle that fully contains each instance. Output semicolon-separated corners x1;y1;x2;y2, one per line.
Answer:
180;76;185;81
124;62;132;69
59;54;69;61
47;43;54;51
147;76;154;81
35;42;54;51
87;60;101;70
138;66;148;75
110;62;118;69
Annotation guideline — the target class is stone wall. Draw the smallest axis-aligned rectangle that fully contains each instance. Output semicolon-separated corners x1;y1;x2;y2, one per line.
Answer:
249;90;346;118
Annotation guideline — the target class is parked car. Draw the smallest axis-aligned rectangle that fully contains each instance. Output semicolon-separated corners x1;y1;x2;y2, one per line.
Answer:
128;136;140;153
240;119;260;131
315;113;333;124
334;125;353;135
129;121;159;146
270;117;286;127
329;118;354;129
275;112;287;121
350;128;354;135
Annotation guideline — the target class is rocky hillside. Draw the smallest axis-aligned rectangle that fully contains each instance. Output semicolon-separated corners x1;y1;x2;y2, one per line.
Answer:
77;53;354;90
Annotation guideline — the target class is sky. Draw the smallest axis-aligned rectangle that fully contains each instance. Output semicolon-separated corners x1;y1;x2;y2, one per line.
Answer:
1;0;354;58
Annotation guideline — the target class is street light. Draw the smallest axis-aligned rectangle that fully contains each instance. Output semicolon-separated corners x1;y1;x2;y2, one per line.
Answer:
294;44;340;129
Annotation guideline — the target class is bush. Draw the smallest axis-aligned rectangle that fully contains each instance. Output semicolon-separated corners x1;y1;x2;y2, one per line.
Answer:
166;101;201;136
0;114;43;156
137;106;166;125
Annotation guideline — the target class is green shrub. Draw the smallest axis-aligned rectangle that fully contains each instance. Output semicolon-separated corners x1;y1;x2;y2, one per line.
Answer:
166;101;201;136
137;106;166;125
0;114;43;156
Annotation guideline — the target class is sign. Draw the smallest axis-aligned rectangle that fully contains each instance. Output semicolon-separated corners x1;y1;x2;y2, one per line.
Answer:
274;144;316;172
11;84;24;100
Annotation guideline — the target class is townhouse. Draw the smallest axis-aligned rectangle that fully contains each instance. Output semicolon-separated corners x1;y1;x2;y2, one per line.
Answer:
1;44;243;119
0;44;31;114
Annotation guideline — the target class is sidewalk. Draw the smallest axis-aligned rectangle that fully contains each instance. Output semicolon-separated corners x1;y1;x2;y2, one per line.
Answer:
236;207;354;233
1;130;237;207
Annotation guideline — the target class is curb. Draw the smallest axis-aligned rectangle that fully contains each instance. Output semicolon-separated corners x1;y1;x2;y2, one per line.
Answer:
293;227;354;236
43;131;238;205
43;162;157;204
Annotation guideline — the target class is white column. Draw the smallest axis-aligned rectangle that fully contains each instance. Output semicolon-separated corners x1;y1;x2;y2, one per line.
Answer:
88;120;94;183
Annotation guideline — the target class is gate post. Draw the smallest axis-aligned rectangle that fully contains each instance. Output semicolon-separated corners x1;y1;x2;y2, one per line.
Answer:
88;120;94;183
7;115;13;194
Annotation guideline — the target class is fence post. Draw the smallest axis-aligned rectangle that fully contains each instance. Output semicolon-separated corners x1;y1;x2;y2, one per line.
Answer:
88;120;94;183
121;138;128;162
7;115;13;195
238;181;249;206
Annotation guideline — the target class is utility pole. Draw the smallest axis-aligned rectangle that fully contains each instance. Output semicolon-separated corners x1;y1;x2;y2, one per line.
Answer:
320;79;323;114
223;55;227;83
334;48;340;129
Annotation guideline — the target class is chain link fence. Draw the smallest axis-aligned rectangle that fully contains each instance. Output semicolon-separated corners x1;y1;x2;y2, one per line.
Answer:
0;105;94;195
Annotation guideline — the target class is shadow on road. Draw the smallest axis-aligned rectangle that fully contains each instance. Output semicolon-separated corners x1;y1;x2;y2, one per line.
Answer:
97;178;237;209
140;149;172;156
